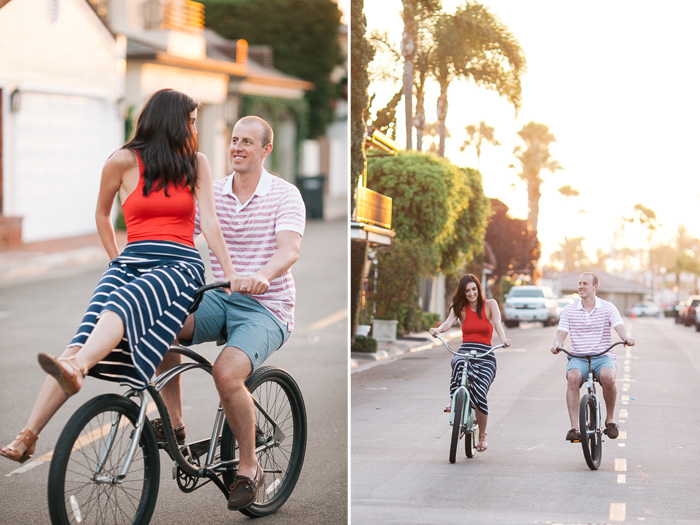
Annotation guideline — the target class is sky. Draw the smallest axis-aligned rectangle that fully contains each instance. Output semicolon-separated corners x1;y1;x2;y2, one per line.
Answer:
363;1;700;266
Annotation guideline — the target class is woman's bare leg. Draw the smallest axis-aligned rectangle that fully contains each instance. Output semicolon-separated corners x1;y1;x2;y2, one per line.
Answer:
2;311;125;458
155;351;183;428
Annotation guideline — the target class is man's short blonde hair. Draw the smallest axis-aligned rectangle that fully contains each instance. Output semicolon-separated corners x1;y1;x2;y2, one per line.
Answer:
236;116;273;147
580;272;599;287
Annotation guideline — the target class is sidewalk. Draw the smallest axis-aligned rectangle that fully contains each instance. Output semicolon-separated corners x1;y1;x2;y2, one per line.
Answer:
351;329;462;374
0;195;347;288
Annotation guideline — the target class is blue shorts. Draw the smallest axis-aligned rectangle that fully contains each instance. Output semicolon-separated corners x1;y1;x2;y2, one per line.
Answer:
185;290;289;370
566;354;616;386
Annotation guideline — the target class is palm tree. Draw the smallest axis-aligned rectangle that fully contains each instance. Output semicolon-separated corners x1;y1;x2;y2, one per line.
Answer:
511;121;562;232
433;3;525;157
401;0;441;150
413;21;435;151
460;120;500;168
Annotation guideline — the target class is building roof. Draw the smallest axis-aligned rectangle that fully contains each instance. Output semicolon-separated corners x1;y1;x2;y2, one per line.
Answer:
556;271;651;294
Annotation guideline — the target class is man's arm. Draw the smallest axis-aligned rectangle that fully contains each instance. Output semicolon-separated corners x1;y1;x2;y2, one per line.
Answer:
551;330;568;354
613;324;635;346
246;230;302;295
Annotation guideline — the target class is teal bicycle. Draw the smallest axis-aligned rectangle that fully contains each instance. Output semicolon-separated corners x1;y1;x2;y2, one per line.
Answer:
434;334;504;463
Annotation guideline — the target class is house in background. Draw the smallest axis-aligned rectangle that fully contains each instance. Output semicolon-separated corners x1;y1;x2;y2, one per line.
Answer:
545;271;650;314
1;0;334;247
0;0;123;245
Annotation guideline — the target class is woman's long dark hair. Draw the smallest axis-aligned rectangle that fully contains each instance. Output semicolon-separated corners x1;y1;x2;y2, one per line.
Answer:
451;274;485;319
124;89;199;196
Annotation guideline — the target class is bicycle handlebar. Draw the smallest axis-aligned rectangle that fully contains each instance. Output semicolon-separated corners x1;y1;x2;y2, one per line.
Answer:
193;281;231;300
555;340;627;359
433;333;505;358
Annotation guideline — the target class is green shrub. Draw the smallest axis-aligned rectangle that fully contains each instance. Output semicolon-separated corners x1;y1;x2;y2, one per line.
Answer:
422;312;442;332
351;336;378;353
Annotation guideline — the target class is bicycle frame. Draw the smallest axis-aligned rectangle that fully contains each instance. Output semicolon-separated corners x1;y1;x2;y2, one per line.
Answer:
434;334;504;429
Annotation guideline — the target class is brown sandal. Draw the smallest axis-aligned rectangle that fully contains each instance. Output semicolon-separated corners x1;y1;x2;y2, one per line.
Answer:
38;354;88;397
477;432;488;452
0;428;39;464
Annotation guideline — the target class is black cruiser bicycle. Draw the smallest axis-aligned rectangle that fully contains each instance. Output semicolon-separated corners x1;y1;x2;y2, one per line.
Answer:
46;282;307;524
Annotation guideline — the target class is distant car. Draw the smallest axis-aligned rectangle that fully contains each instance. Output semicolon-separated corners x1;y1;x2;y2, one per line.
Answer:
679;296;700;326
503;285;559;328
557;295;577;310
626;301;662;318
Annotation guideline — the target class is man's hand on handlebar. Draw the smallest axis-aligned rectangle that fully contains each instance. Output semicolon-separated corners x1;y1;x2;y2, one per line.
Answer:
624;337;635;347
551;343;564;355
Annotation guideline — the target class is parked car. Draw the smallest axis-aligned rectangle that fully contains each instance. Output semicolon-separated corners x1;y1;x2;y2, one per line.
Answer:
695;307;700;331
557;295;577;310
626;301;662;318
503;285;559;328
678;296;700;326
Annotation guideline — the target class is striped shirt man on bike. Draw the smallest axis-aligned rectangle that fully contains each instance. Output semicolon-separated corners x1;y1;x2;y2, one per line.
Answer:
550;272;635;442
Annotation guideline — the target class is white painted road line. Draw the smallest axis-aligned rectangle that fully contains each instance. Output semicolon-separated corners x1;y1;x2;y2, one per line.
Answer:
309;308;347;330
617;474;627;484
619;409;629;418
615;458;628;471
610;502;626;522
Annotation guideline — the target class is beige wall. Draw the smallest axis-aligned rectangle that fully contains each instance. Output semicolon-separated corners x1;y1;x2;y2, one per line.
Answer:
0;0;119;95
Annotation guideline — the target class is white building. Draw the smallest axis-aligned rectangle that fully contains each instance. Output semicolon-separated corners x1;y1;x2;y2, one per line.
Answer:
0;0;123;243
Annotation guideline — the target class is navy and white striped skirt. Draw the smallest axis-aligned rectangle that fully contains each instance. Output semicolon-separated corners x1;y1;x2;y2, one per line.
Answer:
68;240;205;390
449;342;497;415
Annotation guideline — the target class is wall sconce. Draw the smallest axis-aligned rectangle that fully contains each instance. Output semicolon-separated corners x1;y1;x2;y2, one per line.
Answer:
10;88;21;112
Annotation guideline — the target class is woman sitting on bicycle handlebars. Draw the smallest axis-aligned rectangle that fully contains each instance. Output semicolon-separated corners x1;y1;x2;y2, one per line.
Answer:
429;274;511;452
0;89;238;464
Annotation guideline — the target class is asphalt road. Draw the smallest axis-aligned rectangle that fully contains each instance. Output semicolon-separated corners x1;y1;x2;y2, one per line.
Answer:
352;317;700;524
0;217;348;525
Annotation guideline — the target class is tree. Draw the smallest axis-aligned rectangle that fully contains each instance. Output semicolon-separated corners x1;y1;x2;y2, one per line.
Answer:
485;199;540;290
433;3;525;157
550;236;589;272
401;0;441;150
350;0;375;342
370;89;403;139
511;121;563;232
558;185;580;200
413;19;436;151
365;151;490;326
460;121;500;168
201;0;343;138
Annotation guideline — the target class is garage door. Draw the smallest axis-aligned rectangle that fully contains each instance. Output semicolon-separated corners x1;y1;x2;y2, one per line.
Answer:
14;91;114;242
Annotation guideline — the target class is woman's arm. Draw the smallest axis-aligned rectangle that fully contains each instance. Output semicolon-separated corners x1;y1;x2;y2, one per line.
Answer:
193;153;238;293
487;299;511;347
429;308;459;336
95;151;126;260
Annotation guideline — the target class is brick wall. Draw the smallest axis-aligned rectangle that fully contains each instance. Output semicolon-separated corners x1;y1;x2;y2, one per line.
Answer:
0;215;23;248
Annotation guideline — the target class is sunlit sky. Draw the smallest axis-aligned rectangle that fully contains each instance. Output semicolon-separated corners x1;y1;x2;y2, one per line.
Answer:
363;1;700;264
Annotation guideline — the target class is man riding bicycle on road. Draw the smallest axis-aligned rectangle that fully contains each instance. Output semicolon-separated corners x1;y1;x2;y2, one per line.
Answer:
157;115;306;511
550;272;635;442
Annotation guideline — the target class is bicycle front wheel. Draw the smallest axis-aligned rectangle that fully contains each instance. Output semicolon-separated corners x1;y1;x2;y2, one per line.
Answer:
47;394;160;525
579;393;602;470
221;366;307;517
449;389;465;464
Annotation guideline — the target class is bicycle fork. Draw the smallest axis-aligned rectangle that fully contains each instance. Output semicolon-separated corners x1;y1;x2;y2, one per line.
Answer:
92;390;148;485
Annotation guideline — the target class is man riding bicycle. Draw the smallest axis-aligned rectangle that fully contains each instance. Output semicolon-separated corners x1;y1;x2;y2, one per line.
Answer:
157;115;306;510
550;272;635;442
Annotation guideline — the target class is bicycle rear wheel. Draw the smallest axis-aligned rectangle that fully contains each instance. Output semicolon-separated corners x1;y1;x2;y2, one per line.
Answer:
449;389;465;464
47;394;160;525
221;366;307;517
579;394;602;470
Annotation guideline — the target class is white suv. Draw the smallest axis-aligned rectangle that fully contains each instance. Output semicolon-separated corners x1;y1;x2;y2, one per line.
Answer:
503;285;559;328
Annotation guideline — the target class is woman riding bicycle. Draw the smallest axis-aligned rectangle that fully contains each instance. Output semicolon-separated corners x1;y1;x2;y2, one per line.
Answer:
1;89;238;464
429;274;510;452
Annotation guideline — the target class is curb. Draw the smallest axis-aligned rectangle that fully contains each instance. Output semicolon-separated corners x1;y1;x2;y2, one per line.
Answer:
0;247;109;288
351;330;461;373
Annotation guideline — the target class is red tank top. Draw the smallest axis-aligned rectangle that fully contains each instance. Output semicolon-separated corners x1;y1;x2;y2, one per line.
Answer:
462;305;493;345
122;152;196;247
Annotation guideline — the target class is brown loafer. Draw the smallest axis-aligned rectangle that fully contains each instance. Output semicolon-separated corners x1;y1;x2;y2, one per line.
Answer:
604;422;619;439
150;418;186;445
228;464;265;510
565;428;581;442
